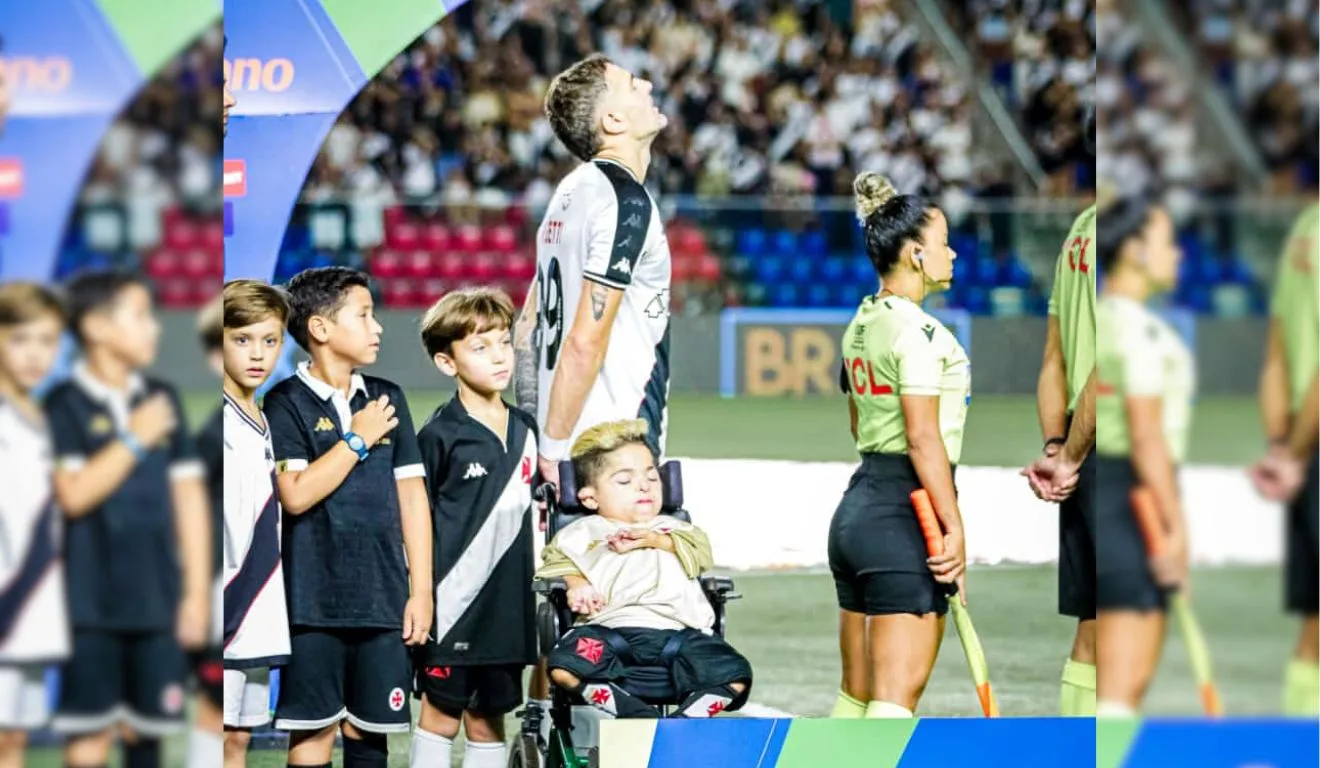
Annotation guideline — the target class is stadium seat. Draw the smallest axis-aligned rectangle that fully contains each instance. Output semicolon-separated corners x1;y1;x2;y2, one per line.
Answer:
851;256;874;284
501;252;536;281
819;256;847;284
382;206;407;228
382;278;418;308
180;249;211;279
469;253;498;282
753;256;785;284
386;222;420;251
787;256;814;284
485;225;518;254
743;282;768;307
158;279;193;308
694;254;721;283
419;278;446;306
164;220;198;251
805;284;832;307
201;223;224;251
974;257;999;286
422;222;452;252
437;253;465;280
672;254;696;283
999;257;1032;288
800;230;827;258
771;230;798;257
771;283;800;308
671;224;707;256
453;224;483;254
404;251;435;279
145;248;181;279
371;249;404;279
736;228;769;257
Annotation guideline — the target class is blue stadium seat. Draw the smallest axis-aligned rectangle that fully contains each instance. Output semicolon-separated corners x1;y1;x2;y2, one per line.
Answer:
800;230;828;258
851;256;874;284
952;255;973;286
952;233;977;260
772;230;798;256
787;256;814;283
974;257;999;286
743;282;768;307
819;256;847;284
771;283;801;308
753;256;785;283
963;287;989;314
1183;285;1212;313
307;250;335;270
835;284;863;308
1222;257;1253;285
999;257;1032;288
736;228;769;257
805;284;832;307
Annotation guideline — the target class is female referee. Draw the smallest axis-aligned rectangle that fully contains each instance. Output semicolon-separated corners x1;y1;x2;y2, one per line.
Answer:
1093;195;1190;716
828;172;968;719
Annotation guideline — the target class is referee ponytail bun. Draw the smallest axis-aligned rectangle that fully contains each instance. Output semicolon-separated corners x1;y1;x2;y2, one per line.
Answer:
854;172;899;224
854;172;937;279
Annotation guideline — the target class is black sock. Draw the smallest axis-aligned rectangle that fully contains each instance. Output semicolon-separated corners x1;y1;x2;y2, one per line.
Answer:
576;681;659;718
341;733;388;768
123;739;161;768
675;685;738;718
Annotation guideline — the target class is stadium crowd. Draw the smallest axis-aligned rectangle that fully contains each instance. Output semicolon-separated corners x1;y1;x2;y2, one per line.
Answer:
302;0;981;208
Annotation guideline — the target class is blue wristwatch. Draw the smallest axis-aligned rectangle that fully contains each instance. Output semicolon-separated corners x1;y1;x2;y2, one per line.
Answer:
343;432;370;462
120;431;147;460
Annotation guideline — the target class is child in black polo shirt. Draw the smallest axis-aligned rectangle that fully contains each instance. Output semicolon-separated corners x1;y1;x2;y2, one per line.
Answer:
411;288;538;768
263;267;432;768
44;270;211;768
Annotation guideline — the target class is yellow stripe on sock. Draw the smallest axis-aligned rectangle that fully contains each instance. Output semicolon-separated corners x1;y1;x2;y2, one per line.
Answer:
1284;659;1320;716
831;690;867;718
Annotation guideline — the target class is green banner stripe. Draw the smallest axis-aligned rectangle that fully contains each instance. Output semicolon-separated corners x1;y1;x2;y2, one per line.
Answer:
775;719;917;768
1096;718;1141;768
320;0;449;81
93;0;219;77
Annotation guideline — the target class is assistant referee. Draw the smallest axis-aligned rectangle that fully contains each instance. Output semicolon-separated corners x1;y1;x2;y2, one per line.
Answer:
828;173;969;719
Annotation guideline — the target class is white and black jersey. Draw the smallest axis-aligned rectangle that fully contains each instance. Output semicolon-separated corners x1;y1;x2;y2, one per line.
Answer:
535;158;672;456
417;397;538;666
221;395;289;667
0;398;69;664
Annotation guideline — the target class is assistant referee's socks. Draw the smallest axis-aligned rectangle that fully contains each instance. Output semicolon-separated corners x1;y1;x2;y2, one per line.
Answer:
1061;659;1097;716
463;740;508;768
409;728;452;768
1095;700;1137;718
1284;658;1320;715
831;690;867;718
864;700;913;718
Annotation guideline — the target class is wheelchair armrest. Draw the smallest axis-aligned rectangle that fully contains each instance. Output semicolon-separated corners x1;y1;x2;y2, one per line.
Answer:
533;577;569;599
700;574;741;602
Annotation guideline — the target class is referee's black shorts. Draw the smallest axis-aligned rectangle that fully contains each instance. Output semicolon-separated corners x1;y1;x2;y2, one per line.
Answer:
1058;445;1097;620
1285;450;1320;615
1094;456;1168;613
827;453;956;617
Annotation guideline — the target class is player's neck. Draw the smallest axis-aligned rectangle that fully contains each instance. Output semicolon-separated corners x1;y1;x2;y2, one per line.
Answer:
222;374;260;415
306;353;356;397
0;375;37;419
594;145;650;183
878;270;925;305
457;382;506;424
1102;268;1149;303
83;348;134;391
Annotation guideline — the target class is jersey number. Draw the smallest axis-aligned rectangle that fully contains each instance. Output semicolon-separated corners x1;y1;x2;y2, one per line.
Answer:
537;257;564;370
1067;236;1091;273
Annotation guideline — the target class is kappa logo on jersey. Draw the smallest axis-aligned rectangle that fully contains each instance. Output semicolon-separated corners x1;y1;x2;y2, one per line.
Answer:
521;456;533;483
624;197;647;209
623;213;644;229
314;417;335;432
388;687;406;711
576;636;605;664
89;414;112;436
463;463;487;480
611;257;632;275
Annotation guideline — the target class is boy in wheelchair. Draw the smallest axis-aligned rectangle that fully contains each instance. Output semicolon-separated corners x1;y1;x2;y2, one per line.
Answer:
536;419;753;719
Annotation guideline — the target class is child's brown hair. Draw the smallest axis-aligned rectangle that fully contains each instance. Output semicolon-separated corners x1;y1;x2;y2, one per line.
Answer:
420;287;515;358
223;279;290;335
0;282;65;328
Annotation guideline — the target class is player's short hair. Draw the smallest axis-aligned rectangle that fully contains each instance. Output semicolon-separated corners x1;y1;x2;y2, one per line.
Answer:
223;279;290;332
284;267;371;352
545;54;612;162
854;172;937;277
63;269;149;345
0;282;65;328
419;287;515;358
571;418;652;487
1097;194;1156;271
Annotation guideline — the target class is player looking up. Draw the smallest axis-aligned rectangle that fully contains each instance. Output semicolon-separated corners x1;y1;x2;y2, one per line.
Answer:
513;52;673;740
1248;200;1319;715
827;173;967;719
1092;197;1189;716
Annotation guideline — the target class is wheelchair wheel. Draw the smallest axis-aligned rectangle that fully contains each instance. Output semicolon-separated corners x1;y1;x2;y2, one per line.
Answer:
508;734;541;768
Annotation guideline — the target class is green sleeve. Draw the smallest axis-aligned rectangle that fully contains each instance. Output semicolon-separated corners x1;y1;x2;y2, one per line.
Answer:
668;525;714;578
535;538;585;581
1048;248;1062;317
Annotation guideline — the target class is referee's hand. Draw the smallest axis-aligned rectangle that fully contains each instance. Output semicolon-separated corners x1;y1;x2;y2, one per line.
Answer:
928;529;967;604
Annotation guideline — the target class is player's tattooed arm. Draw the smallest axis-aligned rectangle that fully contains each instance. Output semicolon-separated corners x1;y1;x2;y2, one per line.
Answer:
513;279;539;416
590;284;607;321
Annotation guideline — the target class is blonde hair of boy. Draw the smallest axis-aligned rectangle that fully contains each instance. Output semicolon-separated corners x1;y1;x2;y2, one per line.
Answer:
570;418;652;486
419;287;515;358
223;279;290;331
0;282;65;328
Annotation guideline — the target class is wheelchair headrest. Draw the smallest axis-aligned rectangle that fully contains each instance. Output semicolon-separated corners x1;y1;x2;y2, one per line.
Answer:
555;459;684;513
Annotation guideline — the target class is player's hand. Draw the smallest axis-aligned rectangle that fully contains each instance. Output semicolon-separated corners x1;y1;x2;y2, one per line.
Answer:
175;592;208;650
1249;451;1305;502
928;528;966;598
1021;453;1080;502
1150;528;1189;590
351;395;398;447
401;594;432;646
129;393;177;448
567;584;606;616
538;455;561;493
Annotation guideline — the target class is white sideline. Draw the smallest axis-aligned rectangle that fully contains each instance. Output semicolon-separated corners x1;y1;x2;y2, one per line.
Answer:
671;459;1283;571
738;702;797;719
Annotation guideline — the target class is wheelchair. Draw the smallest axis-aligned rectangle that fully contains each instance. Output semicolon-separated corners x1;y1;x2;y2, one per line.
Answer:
508;459;741;768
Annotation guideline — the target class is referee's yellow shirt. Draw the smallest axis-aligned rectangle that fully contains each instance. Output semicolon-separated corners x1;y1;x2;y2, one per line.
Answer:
1271;201;1319;415
1049;205;1098;413
840;294;971;464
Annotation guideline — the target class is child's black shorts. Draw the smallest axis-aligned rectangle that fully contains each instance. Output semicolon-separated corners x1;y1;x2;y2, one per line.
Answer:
191;647;224;710
51;629;187;737
827;453;955;617
414;662;525;717
1094;457;1168;613
1285;450;1320;614
273;627;412;734
546;625;752;708
1058;447;1098;620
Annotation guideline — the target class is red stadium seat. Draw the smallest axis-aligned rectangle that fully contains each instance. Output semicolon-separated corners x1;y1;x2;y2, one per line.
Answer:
145;248;181;279
696;254;722;282
165;220;198;251
502;252;535;280
671;225;707;256
453;224;482;254
193;280;220;305
180;249;212;279
423;222;452;252
382;279;416;308
405;251;434;279
201;223;224;250
437;253;465;280
371;249;403;279
158;278;192;308
420;279;446;306
671;253;696;283
387;222;420;251
469;253;497;282
383;206;407;228
485;225;517;254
